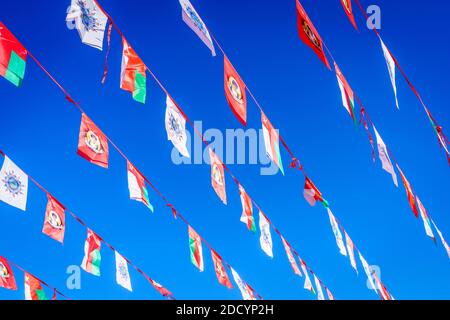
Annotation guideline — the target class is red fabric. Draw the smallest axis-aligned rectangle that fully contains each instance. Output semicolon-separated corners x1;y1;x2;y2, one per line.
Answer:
120;37;145;93
224;55;247;126
304;176;323;205
42;194;66;244
209;149;227;205
296;1;330;70
239;184;254;232
24;273;44;300
0;22;27;76
101;22;113;84
77;113;109;168
0;257;17;290
211;250;233;289
340;0;358;30
397;166;419;218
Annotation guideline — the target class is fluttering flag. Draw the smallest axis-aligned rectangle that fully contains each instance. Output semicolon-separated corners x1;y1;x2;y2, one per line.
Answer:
431;220;450;258
313;275;325;300
211;250;233;289
24;273;47;300
42;194;66;244
300;259;314;294
165;95;190;158
209;149;227;205
424;107;450;163
0;156;28;211
188;225;204;272
303;176;328;207
262;112;284;175
259;211;273;258
373;273;391;301
373;126;398;187
81;229;102;276
127;161;154;212
340;0;358;30
0;257;17;290
415;197;435;241
115;251;132;292
344;231;358;274
326;288;334;300
66;0;108;50
179;0;216;56
0;23;27;87
296;0;331;69
380;38;399;109
396;165;418;218
327;208;347;256
121;37;146;104
281;237;301;276
334;62;356;123
238;184;255;233
359;252;377;292
230;267;256;300
224;56;247;126
149;279;174;300
77;113;109;168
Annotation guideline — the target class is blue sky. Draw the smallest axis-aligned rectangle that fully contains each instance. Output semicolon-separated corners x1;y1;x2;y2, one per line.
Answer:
0;0;449;300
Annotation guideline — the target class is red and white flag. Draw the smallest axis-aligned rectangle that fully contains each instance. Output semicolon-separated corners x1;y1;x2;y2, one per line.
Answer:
303;176;327;207
0;257;17;290
373;126;398;187
209;149;227;205
340;0;358;30
42;194;65;244
396;165;418;218
327;208;347;256
238;184;255;233
230;267;256;300
224;56;247;126
262;112;284;175
313;275;325;300
211;250;233;289
300;259;314;294
281;237;301;276
78;113;109;168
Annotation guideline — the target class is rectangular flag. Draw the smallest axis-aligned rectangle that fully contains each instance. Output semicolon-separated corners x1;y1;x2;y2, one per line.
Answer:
179;0;216;56
416;197;435;241
238;184;255;233
296;0;331;69
230;267;256;300
327;208;347;256
0;257;17;290
188;225;204;272
81;229;102;276
224;55;247;126
78;113;109;168
42;194;66;244
115;251;132;292
373;126;398;187
66;0;108;50
334;62;356;123
24;273;47;300
0;156;28;211
303;176;327;207
165;95;190;158
281;237;301;276
209;149;227;205
300;259;314;294
359;252;377;292
313;275;325;300
262;112;284;175
396;165;418;218
211;250;233;289
380;38;399;109
431;219;450;258
127;161;154;212
344;231;358;274
0;22;27;86
121;37;146;104
340;0;358;30
259;211;273;258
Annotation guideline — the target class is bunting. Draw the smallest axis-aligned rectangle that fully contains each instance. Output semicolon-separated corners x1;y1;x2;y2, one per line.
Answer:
211;250;233;289
431;220;450;258
281;237;301;276
121;37;146;104
42;194;66;244
81;229;102;276
396;165;418;218
258;211;273;258
224;55;247;126
24;273;48;300
327;208;347;256
334;62;356;123
373;126;398;187
230;267;256;300
0;156;28;211
340;0;358;30
115;251;132;292
127;161;154;212
313;275;325;300
0;257;17;290
0;22;27;87
165;95;190;158
300;259;314;294
344;232;358;274
380;38;399;109
188;225;204;272
359;252;377;292
77;113;109;169
303;176;328;207
209;149;227;205
238;184;255;233
262;112;284;175
416;197;435;241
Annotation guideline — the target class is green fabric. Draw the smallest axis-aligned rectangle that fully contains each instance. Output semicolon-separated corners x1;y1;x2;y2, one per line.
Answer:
35;289;48;300
91;249;101;276
5;51;26;87
133;71;146;104
143;186;154;212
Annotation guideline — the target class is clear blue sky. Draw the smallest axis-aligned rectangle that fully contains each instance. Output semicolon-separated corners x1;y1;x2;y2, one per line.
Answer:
0;0;449;300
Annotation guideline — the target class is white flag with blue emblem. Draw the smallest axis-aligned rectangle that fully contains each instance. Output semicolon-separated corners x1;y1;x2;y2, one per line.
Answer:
0;156;28;211
327;208;347;256
115;251;132;292
165;95;190;158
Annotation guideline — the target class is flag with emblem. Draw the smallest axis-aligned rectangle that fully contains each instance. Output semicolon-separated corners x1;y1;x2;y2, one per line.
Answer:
0;156;28;211
396;165;418;218
340;0;358;30
127;161;154;212
281;237;301;276
230;267;256;300
262;112;284;175
165;95;190;158
42;194;66;244
0;22;27;87
259;211;273;258
380;38;399;109
211;250;233;288
303;176;328;207
209;149;227;205
415;197;435;241
115;251;132;292
327;208;347;256
224;56;247;126
300;259;314;294
81;229;102;276
78;113;109;168
0;257;17;290
373;126;398;187
238;184;255;233
24;273;47;300
188;225;204;271
344;231;358;274
121;37;146;104
335;62;356;123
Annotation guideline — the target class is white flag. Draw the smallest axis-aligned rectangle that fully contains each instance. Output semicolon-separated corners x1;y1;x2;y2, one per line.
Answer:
380;38;399;109
258;211;273;258
344;232;358;274
0;156;28;211
416;197;435;240
359;252;377;292
431;219;450;258
300;260;314;293
165;95;190;158
115;251;132;292
373;126;398;187
230;267;256;300
327;208;347;256
313;275;325;300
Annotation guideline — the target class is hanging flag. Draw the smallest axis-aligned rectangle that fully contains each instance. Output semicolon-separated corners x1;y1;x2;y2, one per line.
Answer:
66;0;108;50
380;38;399;109
327;208;347;256
300;259;314;294
262;112;284;175
211;250;233;289
359;252;377;292
424;107;450;162
0;156;28;211
303;176;328;207
230;267;256;300
149;279;175;300
127;161;154;212
326;288;334;300
296;0;331;69
81;229;102;276
373;273;391;301
121;37;147;104
334;62;356;123
209;149;227;205
165;95;190;158
313;275;325;300
340;0;358;30
259;211;273;258
115;251;132;292
224;56;247;126
238;184;255;233
77;113;109;168
415;197;435;241
373;126;398;187
281;237;301;276
344;231;358;274
0;23;27;87
431;219;450;258
0;257;17;290
24;273;47;300
396;165;418;218
179;0;216;56
188;225;204;272
42;194;66;244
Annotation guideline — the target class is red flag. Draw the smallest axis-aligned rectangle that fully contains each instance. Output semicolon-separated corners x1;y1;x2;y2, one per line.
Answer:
0;22;27;87
209;149;227;205
77;113;109;168
149;278;175;300
42;194;66;244
211;250;233;289
340;0;358;30
296;0;331;70
0;257;17;290
396;165;418;218
303;176;328;207
224;55;247;126
238;184;255;233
